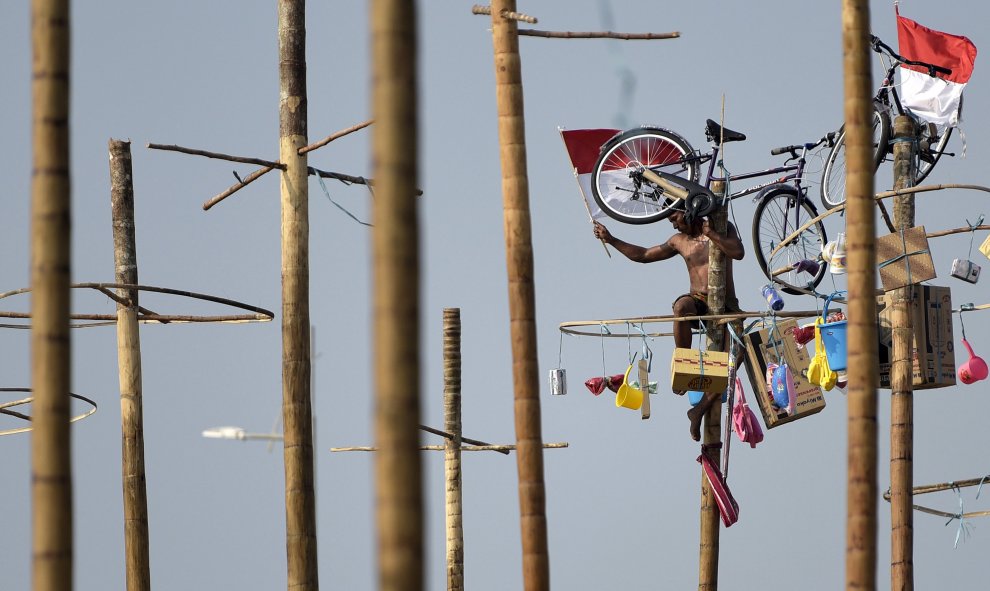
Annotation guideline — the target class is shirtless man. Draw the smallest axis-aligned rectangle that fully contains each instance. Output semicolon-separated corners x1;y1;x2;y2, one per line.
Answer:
593;212;745;441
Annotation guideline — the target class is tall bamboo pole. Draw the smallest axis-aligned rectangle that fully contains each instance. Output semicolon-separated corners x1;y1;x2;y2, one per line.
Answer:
278;1;317;589
698;180;727;591
842;3;879;589
30;0;73;589
890;115;917;591
489;2;550;589
443;309;464;591
371;1;423;591
109;139;151;591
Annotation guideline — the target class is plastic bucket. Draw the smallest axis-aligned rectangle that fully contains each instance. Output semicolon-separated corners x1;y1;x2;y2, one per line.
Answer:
820;320;848;372
615;366;644;410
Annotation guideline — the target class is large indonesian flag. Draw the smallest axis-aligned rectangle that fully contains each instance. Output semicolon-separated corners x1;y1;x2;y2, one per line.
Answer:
559;128;619;219
897;10;977;126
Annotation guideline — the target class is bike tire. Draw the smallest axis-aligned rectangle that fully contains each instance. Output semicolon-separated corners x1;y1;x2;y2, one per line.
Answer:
819;106;891;210
752;187;828;295
913;93;961;184
591;127;699;225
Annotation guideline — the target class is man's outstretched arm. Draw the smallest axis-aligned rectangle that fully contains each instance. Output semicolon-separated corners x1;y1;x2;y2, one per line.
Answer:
594;221;677;263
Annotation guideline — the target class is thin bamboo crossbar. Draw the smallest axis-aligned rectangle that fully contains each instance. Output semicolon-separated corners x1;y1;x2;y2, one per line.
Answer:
299;119;374;155
419;423;510;455
558;310;823;337
882;476;990;520
0;389;98;436
470;4;537;24
203;166;277;211
766;184;990;264
519;30;680;40
331;442;569;453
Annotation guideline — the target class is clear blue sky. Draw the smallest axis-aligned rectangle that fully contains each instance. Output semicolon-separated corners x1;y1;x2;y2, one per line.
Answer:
2;1;989;589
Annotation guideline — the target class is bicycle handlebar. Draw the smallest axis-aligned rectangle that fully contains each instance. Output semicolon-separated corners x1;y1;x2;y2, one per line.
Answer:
870;34;953;77
770;132;836;158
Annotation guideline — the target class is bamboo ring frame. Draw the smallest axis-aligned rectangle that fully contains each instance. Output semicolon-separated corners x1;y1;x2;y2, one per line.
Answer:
883;476;990;520
0;282;274;329
0;387;98;436
766;184;990;265
558;310;824;338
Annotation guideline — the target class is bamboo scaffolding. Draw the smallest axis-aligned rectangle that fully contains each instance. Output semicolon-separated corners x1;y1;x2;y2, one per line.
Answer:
109;139;152;591
30;0;73;587
487;3;549;588
278;2;318;589
372;1;423;590
842;2;880;588
889;115;917;591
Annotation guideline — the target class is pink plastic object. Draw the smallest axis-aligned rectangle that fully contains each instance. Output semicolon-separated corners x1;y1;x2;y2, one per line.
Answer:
958;338;989;384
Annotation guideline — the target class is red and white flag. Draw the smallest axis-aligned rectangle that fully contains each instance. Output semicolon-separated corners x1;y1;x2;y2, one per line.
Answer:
897;9;977;126
559;128;619;219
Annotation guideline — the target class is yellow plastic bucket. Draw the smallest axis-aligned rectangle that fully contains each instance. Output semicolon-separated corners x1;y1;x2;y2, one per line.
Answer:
615;365;644;410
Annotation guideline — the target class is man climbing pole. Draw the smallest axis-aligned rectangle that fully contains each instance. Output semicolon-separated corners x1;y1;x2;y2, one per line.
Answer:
593;211;745;441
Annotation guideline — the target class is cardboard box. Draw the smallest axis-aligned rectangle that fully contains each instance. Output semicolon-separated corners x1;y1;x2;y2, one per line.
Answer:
979;233;990;260
741;318;827;429
876;226;936;290
877;284;955;390
670;348;729;394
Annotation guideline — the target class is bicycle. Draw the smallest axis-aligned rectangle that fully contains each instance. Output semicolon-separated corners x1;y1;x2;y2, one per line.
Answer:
590;119;834;295
819;34;958;210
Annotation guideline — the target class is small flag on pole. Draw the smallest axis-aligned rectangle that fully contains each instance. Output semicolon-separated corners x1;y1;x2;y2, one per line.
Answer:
559;128;620;219
897;8;977;126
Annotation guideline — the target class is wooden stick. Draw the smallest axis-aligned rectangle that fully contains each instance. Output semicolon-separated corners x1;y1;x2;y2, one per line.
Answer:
299;119;374;155
419;424;510;455
331;443;569;452
109;139;152;591
202;165;277;211
147;143;285;169
520;30;680;40
471;4;537;24
443;309;465;591
926;224;990;239
30;0;73;585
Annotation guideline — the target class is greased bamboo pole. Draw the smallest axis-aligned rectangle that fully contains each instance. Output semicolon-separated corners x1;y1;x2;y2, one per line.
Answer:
278;1;318;589
890;115;917;591
842;3;879;589
372;1;423;590
31;0;73;588
109;139;151;591
698;180;727;591
443;309;464;591
489;2;550;589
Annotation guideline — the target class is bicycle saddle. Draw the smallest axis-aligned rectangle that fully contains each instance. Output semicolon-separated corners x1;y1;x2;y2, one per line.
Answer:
705;119;746;143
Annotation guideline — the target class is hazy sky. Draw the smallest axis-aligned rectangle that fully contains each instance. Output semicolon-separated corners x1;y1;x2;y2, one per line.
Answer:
3;1;990;589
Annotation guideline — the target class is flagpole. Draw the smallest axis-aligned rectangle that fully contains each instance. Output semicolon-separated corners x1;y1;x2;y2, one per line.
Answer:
557;127;610;258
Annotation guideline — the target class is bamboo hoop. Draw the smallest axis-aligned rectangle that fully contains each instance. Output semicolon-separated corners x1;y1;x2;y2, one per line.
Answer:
558;310;823;337
0;282;274;328
766;184;990;264
0;388;98;437
882;476;990;520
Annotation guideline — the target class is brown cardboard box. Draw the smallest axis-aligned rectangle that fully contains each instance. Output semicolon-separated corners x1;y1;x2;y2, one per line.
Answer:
876;226;936;290
670;348;729;393
741;318;827;429
877;284;955;390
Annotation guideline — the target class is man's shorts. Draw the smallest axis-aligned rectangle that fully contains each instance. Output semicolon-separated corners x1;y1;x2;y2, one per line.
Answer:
673;292;742;328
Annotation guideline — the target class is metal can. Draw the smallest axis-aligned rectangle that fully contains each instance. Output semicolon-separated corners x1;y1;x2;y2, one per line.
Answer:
548;368;567;395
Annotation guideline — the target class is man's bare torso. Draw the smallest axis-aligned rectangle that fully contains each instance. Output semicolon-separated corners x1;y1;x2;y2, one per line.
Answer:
670;232;736;299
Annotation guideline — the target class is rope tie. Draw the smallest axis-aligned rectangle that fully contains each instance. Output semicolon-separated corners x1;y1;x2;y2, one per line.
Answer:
966;214;984;259
317;174;372;227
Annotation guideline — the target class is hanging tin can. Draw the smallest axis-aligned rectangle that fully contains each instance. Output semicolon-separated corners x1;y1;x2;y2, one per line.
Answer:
548;368;567;395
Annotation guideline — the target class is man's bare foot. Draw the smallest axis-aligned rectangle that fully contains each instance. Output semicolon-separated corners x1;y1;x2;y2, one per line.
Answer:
673;389;686;396
687;406;704;441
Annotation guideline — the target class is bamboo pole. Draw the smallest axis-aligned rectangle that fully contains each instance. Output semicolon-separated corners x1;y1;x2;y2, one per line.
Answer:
277;1;318;589
443;309;464;591
842;2;879;589
698;179;727;591
890;115;917;591
372;1;423;590
489;2;550;588
30;0;73;588
109;139;151;591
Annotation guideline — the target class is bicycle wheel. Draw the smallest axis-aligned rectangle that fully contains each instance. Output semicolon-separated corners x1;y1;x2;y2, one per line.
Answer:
753;188;828;295
591;127;699;224
913;94;961;184
819;106;891;210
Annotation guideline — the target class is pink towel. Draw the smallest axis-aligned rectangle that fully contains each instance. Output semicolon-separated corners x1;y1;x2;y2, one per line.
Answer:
698;447;740;527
